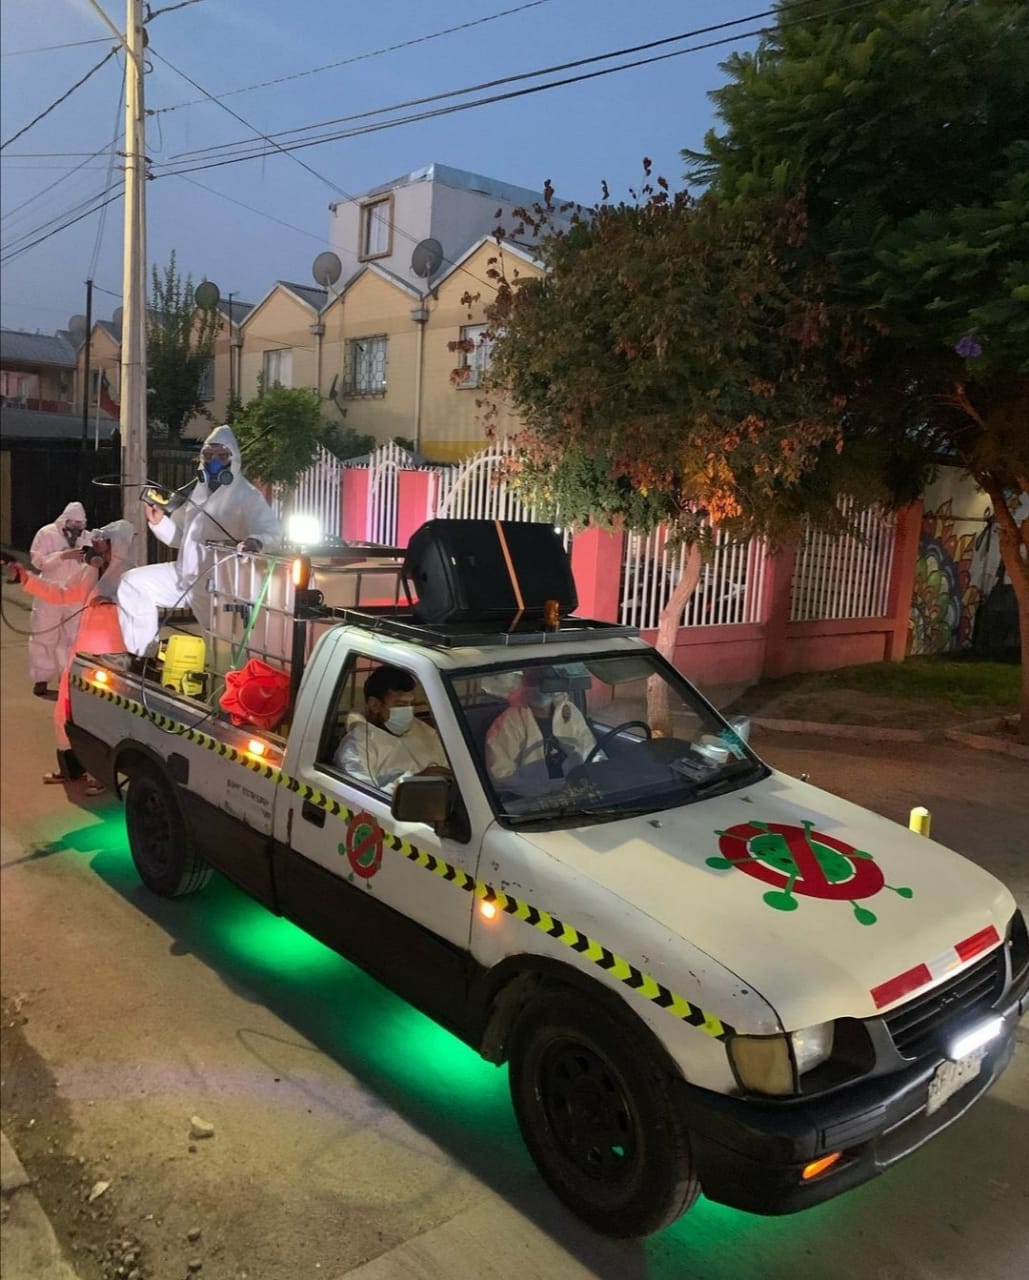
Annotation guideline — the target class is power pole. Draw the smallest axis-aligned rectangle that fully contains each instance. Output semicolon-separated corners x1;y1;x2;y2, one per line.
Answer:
80;278;93;449
119;0;148;551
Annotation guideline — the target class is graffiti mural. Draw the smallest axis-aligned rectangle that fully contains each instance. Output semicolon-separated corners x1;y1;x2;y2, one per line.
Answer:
909;500;981;654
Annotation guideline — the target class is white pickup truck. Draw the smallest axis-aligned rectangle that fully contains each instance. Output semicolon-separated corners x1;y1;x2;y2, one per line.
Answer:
66;534;1028;1238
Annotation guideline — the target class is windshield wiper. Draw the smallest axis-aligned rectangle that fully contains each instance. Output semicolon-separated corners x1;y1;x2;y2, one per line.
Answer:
688;761;764;800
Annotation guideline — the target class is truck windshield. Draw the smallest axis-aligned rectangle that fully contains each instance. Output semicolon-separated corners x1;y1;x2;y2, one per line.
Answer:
447;652;767;827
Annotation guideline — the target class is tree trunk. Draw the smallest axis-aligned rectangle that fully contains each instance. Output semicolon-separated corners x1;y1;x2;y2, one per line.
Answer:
647;544;704;737
980;474;1029;744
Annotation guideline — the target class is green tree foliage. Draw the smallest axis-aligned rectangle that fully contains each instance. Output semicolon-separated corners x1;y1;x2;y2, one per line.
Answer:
483;184;915;728
684;0;1029;735
233;384;329;487
146;252;220;444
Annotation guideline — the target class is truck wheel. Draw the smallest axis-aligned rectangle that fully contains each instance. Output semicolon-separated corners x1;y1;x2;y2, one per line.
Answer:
508;989;699;1237
125;767;211;897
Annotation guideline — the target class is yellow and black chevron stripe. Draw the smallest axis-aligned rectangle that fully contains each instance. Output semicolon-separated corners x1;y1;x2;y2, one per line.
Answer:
72;672;735;1040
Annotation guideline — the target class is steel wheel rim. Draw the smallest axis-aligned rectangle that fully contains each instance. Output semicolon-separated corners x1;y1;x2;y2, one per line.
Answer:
538;1038;638;1186
137;787;173;874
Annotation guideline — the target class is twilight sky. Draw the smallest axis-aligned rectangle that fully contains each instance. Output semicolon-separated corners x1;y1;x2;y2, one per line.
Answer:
1;0;771;334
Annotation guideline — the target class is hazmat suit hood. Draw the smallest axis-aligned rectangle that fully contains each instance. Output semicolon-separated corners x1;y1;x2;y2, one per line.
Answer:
56;501;88;537
197;424;242;492
91;519;135;600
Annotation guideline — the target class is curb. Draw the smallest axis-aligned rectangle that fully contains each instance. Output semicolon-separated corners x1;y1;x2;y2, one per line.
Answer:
1;1129;80;1279
751;714;1026;758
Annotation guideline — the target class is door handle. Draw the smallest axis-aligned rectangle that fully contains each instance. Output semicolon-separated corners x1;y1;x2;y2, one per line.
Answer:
301;799;325;828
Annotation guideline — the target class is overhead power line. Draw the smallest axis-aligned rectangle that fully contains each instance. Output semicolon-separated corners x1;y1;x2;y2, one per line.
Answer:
154;0;877;178
0;45;119;152
1;37;112;57
150;0;555;116
0;190;123;266
167;0;869;164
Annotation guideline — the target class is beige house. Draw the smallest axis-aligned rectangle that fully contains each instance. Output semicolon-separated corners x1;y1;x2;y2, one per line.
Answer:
237;281;327;404
182;297;254;440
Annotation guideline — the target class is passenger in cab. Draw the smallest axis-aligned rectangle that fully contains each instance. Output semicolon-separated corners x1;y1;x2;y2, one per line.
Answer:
485;667;597;796
334;665;450;793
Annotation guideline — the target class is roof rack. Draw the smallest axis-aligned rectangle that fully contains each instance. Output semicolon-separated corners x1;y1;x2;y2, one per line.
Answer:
320;605;640;650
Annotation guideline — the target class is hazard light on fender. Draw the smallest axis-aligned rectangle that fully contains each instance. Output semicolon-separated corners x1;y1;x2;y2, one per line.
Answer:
802;1152;843;1181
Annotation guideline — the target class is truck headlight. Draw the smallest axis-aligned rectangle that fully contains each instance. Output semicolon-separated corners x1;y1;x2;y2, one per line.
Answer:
728;1022;836;1096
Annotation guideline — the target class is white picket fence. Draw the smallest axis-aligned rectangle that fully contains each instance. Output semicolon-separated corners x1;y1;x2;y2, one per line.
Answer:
790;500;896;621
620;525;768;630
273;443;343;536
279;437;898;629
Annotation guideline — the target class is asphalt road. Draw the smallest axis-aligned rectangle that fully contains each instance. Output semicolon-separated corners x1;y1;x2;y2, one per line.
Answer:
1;593;1027;1280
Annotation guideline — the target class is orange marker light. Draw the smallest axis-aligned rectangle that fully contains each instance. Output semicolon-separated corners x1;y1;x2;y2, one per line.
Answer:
291;556;310;590
93;669;109;685
247;739;266;757
479;901;498;921
802;1152;843;1181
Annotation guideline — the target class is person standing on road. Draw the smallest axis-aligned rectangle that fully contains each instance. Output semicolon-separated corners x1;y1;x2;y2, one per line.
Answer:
8;520;136;789
27;500;90;697
115;424;280;657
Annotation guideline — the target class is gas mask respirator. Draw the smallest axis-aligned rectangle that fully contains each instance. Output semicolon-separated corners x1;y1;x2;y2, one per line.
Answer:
200;456;234;488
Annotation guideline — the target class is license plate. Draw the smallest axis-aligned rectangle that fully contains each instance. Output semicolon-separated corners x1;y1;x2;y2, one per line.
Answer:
926;1047;986;1117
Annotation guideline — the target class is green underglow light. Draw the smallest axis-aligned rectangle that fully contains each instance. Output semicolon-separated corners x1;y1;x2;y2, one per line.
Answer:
80;809;518;1153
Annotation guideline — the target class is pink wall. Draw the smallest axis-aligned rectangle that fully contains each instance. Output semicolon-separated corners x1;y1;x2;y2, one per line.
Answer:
343;470;922;688
341;469;369;543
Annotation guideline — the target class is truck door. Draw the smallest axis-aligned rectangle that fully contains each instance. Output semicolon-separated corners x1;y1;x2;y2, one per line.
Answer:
275;645;485;1033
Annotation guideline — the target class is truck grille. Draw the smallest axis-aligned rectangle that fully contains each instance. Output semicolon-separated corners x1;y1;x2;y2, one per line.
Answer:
884;947;1005;1060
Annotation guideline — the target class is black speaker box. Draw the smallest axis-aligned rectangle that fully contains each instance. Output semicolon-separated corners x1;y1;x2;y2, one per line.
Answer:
404;519;577;625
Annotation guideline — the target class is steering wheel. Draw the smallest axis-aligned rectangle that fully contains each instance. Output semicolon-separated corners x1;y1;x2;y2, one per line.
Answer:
581;720;652;768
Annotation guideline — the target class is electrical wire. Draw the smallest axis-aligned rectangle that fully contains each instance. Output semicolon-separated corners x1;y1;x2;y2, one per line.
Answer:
0;46;119;152
88;63;127;279
1;37;113;57
166;1;838;162
150;1;555;116
1;181;123;257
0;190;123;265
153;0;877;177
0;145;119;227
171;174;326;244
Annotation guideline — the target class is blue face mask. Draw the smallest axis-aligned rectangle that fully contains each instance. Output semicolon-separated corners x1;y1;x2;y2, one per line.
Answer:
201;456;233;487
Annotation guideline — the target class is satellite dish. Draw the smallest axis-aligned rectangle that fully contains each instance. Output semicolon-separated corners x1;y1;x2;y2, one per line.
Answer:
194;280;220;310
67;314;88;342
112;306;123;330
411;238;444;279
312;251;342;288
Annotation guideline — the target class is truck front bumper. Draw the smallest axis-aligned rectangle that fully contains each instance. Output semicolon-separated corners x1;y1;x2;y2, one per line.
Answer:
678;976;1026;1215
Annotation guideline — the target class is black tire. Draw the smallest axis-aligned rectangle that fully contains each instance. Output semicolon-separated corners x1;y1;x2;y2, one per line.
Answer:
508;989;699;1237
125;767;212;897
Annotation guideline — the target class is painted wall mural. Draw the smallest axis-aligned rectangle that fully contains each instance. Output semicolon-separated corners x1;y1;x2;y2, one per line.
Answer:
909;469;1002;656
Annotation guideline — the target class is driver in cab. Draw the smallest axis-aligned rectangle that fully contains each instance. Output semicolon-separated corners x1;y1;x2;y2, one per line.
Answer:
485;667;598;796
334;666;451;793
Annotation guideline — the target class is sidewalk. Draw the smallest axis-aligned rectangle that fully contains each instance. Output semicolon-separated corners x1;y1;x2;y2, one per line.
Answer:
1;1130;79;1279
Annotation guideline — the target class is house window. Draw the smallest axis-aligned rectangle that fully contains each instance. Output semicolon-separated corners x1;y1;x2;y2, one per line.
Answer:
458;324;494;389
263;347;293;388
198;358;215;402
344;336;387;397
360;197;392;260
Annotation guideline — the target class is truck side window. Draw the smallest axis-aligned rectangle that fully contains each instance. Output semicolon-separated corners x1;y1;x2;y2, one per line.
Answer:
317;656;451;797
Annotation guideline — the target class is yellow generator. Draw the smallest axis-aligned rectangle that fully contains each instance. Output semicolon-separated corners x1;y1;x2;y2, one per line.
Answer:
157;635;207;697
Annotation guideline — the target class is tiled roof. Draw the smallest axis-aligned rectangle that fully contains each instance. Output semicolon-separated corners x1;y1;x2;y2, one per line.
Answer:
278;281;328;311
0;405;117;440
0;328;78;367
218;298;255;325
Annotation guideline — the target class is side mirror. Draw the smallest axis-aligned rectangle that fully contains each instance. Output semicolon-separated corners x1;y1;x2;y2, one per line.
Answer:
727;715;751;744
392;775;450;825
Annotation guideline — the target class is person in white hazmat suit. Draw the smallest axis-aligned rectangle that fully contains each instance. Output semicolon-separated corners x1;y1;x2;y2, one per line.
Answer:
333;665;451;793
485;666;598;797
10;519;135;788
27;500;90;695
116;425;280;656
